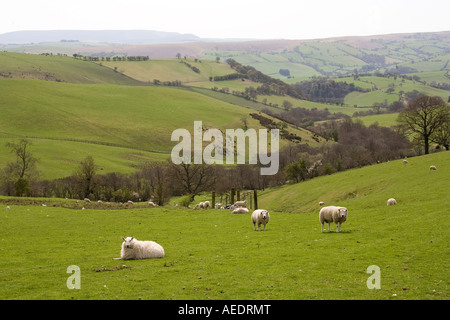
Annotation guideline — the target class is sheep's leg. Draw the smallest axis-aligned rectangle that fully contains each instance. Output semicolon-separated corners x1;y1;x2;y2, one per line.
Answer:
336;222;341;232
257;223;261;231
263;224;266;231
327;222;331;231
321;223;324;232
253;223;256;231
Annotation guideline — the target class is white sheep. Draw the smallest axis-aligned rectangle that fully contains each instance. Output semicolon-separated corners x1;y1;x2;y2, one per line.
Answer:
232;207;249;214
84;198;91;203
430;165;437;171
148;201;156;207
6;206;10;211
127;200;134;205
214;203;222;209
98;200;102;204
195;202;205;209
203;201;210;209
251;209;270;231
387;198;397;206
319;201;325;206
234;200;247;208
113;236;165;260
403;159;408;165
319;206;348;233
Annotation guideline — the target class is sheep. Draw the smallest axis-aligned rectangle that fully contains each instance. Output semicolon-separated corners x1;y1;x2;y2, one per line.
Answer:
403;159;408;165
84;198;91;203
6;206;10;211
148;201;156;207
195;202;205;209
232;207;249;214
127;200;134;205
214;203;222;209
430;165;437;171
387;198;397;206
251;209;270;231
319;201;325;206
113;236;165;260
97;200;102;204
203;201;211;209
234;200;247;208
319;206;348;233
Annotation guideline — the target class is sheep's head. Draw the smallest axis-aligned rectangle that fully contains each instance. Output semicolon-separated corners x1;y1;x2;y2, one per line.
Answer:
122;236;135;248
260;210;269;220
338;208;348;218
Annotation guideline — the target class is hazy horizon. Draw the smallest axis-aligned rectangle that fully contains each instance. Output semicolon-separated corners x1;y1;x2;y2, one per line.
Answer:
2;0;449;41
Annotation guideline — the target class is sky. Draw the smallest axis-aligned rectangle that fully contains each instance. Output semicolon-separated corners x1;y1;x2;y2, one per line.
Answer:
2;0;449;40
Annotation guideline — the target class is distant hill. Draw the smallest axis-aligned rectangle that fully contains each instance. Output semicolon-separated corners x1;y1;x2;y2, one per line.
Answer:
0;30;201;45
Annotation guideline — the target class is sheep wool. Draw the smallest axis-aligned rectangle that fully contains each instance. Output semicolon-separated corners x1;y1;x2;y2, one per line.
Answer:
115;237;165;260
232;207;249;214
387;198;397;206
319;206;348;233
251;209;270;231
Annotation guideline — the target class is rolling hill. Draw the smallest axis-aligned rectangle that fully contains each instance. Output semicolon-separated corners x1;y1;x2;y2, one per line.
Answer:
0;77;322;180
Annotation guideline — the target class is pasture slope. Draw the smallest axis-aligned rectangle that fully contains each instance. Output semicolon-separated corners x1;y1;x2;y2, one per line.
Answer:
0;77;321;180
0;151;448;300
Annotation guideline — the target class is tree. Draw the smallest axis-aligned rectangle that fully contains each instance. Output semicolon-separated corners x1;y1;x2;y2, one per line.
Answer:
431;118;450;150
75;155;97;198
2;139;39;196
398;95;449;154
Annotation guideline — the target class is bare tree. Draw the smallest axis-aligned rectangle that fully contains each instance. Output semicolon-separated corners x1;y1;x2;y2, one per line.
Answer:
398;95;449;154
169;162;217;201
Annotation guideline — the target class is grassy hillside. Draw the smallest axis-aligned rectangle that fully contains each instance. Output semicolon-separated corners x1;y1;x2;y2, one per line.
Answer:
0;78;321;179
0;151;447;299
0;52;142;85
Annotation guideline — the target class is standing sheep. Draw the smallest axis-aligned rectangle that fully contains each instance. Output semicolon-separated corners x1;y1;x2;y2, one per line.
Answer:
387;198;397;206
113;237;165;260
251;209;270;231
319;206;348;233
234;200;247;208
203;201;210;209
319;201;325;206
430;165;437;171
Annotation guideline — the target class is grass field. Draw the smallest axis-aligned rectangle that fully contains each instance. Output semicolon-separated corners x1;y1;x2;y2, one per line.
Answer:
0;151;448;300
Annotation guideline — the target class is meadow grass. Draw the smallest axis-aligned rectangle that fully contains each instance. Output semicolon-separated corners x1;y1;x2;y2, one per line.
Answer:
0;152;448;300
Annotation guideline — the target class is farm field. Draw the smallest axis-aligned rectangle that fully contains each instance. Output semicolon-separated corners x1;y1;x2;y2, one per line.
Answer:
0;151;448;300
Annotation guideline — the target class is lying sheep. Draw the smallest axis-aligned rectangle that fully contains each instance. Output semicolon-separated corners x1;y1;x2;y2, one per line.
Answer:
232;207;249;214
203;201;210;209
387;198;397;206
251;209;270;231
234;200;247;208
195;202;205;209
148;201;156;207
319;206;348;233
214;203;222;209
430;165;437;171
113;236;165;260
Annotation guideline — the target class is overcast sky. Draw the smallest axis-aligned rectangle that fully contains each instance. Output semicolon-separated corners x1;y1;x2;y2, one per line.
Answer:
2;0;449;40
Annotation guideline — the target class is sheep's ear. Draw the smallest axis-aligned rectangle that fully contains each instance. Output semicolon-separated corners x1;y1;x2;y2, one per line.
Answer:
131;236;134;240
121;237;125;241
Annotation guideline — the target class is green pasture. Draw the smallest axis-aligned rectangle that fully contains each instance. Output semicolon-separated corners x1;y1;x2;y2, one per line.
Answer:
0;151;448;299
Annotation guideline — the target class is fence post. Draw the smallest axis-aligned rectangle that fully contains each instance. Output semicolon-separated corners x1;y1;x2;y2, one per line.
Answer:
253;190;258;210
231;188;235;205
212;192;215;209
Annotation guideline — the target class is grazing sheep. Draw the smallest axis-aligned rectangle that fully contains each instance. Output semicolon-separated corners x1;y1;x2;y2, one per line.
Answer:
203;201;211;209
319;201;325;206
232;207;249;214
6;206;10;211
387;198;397;206
127;200;134;205
403;159;408;165
430;165;437;171
251;209;270;231
148;201;156;207
97;200;102;204
319;206;348;233
234;200;247;208
214;203;222;209
84;198;91;203
113;236;165;260
195;202;205;209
